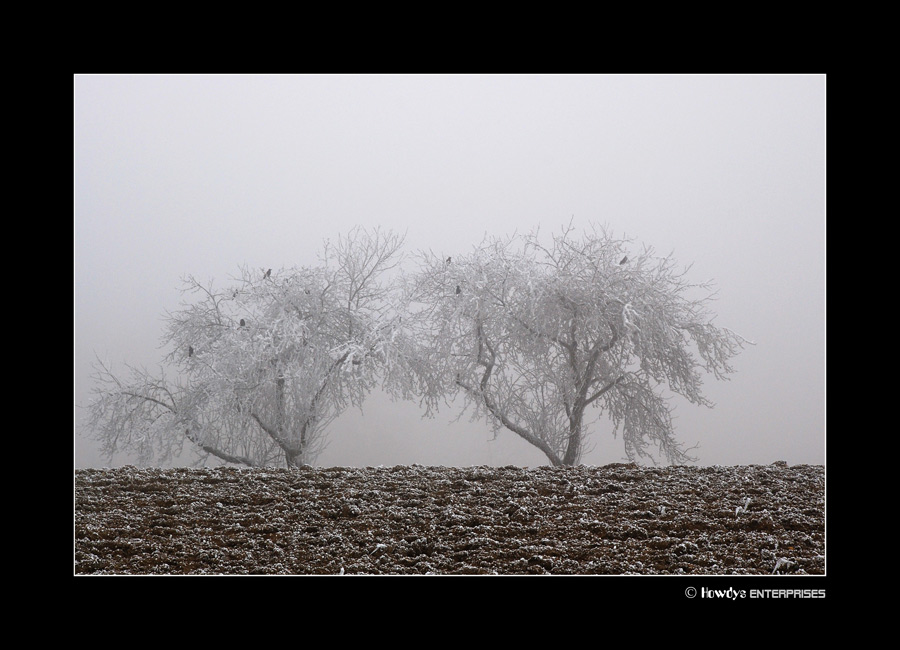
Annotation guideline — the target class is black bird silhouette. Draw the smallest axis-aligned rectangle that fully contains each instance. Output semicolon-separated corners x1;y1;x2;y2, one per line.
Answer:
446;257;452;264
240;319;246;327
265;269;271;278
619;256;628;265
456;285;461;295
188;345;193;357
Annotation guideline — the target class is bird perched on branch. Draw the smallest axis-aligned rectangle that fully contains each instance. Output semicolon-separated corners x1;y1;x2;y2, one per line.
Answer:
619;256;628;265
456;285;461;295
239;319;246;327
188;345;193;357
446;257;452;264
264;269;271;278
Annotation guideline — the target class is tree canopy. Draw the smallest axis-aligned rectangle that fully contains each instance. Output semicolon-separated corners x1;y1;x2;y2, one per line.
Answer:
86;227;405;468
403;224;750;466
84;223;749;468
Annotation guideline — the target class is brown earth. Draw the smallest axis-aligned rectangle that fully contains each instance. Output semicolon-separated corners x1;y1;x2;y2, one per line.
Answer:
74;462;825;575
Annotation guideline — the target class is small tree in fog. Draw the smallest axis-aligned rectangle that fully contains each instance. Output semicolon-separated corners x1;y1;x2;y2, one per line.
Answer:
405;223;749;466
86;227;406;468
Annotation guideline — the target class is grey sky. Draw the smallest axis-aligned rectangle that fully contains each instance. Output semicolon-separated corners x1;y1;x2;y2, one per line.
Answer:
74;74;825;468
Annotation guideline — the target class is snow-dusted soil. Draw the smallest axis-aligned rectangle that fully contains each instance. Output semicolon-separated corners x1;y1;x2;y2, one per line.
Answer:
75;462;824;575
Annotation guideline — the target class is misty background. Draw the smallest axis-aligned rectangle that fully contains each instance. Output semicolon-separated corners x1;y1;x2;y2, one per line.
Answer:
74;74;825;469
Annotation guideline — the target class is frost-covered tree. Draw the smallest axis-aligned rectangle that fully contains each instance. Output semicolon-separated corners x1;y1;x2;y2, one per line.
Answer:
405;223;750;466
85;227;406;468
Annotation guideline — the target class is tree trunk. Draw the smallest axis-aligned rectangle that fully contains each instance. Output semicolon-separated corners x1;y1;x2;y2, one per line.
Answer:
562;416;583;466
285;449;304;468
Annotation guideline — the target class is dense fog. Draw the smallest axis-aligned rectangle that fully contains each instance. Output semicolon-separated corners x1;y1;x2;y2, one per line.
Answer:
74;74;825;469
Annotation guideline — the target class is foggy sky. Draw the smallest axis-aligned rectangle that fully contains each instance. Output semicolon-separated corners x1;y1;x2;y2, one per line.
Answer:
74;74;825;469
